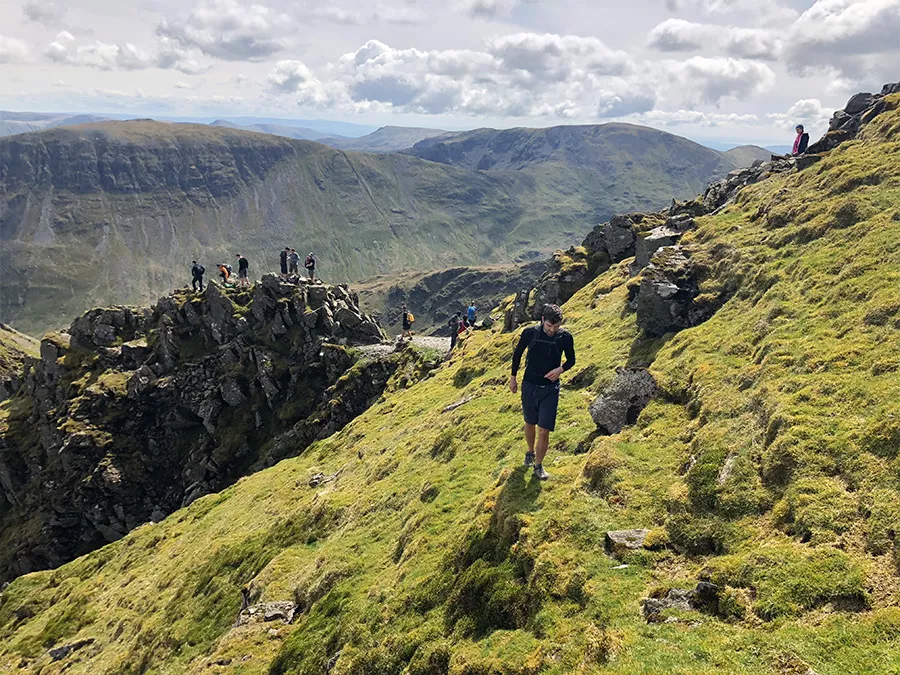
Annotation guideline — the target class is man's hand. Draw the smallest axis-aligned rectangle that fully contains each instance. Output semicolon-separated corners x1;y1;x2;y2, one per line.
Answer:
509;376;518;394
544;367;564;382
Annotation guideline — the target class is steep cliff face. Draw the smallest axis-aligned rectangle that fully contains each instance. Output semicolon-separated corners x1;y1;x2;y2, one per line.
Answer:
0;275;425;580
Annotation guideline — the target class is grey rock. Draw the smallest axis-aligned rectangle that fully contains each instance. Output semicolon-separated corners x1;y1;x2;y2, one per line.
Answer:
48;638;94;662
589;367;658;434
632;227;682;273
220;379;248;407
605;529;650;556
844;92;876;115
308;285;328;309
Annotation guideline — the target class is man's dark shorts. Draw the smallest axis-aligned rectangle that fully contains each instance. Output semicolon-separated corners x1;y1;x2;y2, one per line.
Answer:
521;380;560;431
239;269;249;279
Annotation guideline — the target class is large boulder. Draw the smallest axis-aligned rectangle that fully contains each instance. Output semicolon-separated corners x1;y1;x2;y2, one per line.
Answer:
589;367;658;434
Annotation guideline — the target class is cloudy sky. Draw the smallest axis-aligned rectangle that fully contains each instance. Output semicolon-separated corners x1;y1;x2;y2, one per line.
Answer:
1;0;898;145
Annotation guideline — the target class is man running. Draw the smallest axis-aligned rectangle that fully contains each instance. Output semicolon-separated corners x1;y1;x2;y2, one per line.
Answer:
280;247;289;278
289;248;300;276
191;260;205;292
236;253;250;288
508;304;575;480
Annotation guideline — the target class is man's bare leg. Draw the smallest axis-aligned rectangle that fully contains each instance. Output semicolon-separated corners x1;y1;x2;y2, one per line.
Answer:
524;423;536;454
535;427;550;466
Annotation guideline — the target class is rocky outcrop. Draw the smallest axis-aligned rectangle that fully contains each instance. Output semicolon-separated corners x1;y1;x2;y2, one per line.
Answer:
630;247;727;338
808;81;900;154
589;368;658;434
0;277;397;581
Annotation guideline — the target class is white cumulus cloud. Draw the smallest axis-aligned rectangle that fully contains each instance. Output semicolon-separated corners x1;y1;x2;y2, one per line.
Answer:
0;35;30;63
647;19;781;60
157;0;291;61
784;0;900;83
22;0;66;26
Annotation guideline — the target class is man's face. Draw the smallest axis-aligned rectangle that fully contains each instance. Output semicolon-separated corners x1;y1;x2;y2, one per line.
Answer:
542;319;561;336
796;127;803;134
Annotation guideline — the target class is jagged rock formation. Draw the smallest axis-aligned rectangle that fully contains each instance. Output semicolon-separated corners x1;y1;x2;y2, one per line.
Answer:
808;82;900;154
0;276;412;580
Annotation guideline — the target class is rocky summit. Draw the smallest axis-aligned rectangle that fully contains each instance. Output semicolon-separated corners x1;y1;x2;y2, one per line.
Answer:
0;275;443;580
0;86;898;675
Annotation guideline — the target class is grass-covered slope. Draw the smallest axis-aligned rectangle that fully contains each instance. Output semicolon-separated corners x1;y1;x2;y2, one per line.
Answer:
1;102;899;674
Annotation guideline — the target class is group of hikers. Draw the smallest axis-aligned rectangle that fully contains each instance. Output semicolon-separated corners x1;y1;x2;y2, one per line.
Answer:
397;302;478;349
189;250;318;292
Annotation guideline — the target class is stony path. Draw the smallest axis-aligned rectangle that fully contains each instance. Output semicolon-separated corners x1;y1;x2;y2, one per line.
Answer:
355;335;451;358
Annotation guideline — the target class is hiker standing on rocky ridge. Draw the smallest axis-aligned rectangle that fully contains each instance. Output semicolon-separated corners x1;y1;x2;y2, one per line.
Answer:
401;305;414;341
792;125;809;155
289;248;300;276
280;247;289;278
305;252;317;282
449;312;464;351
467;302;477;327
236;254;250;288
508;303;575;481
191;260;205;292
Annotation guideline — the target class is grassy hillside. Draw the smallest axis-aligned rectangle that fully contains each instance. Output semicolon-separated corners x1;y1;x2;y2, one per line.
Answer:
322;126;450;153
723;145;772;167
405;123;736;218
0;98;897;673
1;120;724;336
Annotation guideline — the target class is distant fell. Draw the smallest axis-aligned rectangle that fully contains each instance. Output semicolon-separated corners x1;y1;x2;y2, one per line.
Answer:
321;126;450;153
210;119;341;141
0;111;108;138
723;144;773;167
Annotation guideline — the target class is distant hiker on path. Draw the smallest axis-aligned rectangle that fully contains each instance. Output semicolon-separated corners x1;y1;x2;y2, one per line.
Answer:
401;305;414;341
280;247;289;278
236;254;250;288
467;302;477;327
449;312;464;351
217;263;232;286
191;260;205;292
289;248;300;276
305;252;317;282
508;304;576;481
792;125;809;155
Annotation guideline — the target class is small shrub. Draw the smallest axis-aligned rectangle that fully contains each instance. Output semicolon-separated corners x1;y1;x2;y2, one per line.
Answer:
777;477;858;543
860;414;900;457
581;446;618;494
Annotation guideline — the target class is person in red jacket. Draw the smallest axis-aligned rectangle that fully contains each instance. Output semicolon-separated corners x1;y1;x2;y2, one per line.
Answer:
792;125;809;155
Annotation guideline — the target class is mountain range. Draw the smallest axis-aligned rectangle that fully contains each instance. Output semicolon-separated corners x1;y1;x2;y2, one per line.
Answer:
2;118;747;336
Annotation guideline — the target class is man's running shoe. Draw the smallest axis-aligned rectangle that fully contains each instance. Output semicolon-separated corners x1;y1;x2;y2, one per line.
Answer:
533;464;550;481
524;451;535;467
